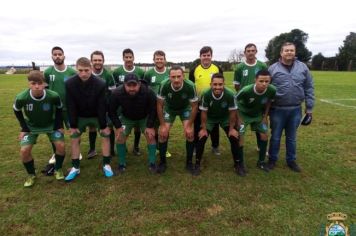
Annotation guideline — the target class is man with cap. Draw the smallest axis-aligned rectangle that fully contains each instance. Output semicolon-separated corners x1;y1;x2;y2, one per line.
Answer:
109;73;157;173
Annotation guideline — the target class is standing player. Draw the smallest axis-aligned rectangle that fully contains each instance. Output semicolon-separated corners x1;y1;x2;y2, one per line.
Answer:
109;73;157;173
194;73;241;176
189;46;223;156
13;70;66;187
268;42;314;172
65;57;113;181
143;50;171;158
157;65;198;173
87;51;116;159
44;46;77;164
112;48;145;156
235;69;276;174
233;43;268;153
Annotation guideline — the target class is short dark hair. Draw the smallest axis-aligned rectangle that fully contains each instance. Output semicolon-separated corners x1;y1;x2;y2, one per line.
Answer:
51;46;64;54
211;73;224;81
90;50;105;61
200;46;212;56
255;69;271;78
244;43;257;52
123;48;134;57
169;65;184;75
28;70;44;83
153;50;166;60
280;42;296;52
76;57;91;67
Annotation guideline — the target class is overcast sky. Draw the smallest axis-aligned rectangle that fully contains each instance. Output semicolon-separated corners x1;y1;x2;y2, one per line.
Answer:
1;0;355;66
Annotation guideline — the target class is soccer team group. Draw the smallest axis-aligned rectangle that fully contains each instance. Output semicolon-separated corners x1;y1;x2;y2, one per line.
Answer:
13;42;315;187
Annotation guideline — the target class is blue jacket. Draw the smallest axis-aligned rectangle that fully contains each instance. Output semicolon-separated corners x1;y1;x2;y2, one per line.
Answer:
268;59;314;112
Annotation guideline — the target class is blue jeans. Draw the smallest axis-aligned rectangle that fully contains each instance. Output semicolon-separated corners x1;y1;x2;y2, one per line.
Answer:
268;106;302;162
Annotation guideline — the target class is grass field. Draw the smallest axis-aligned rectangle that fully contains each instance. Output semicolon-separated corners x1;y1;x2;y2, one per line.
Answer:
0;71;355;235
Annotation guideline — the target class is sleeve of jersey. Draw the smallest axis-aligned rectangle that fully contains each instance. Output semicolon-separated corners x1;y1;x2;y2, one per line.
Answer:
156;83;165;101
108;91;122;129
146;91;157;128
233;69;240;85
199;94;208;111
189;84;199;102
13;97;30;132
97;85;108;129
228;93;238;110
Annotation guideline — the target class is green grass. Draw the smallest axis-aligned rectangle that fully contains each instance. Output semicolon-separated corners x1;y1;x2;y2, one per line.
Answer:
0;72;355;235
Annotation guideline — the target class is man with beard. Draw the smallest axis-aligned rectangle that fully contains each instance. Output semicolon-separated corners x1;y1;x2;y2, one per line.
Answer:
87;51;116;159
143;50;171;158
44;46;77;166
109;73;157;174
112;48;145;156
189;46;223;156
156;65;198;174
193;73;240;176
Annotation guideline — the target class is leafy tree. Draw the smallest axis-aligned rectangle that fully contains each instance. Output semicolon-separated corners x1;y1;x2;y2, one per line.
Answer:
311;53;325;70
336;32;356;71
265;29;312;64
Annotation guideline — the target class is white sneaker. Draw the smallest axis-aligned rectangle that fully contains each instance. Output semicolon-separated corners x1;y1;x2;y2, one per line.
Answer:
49;154;56;164
79;153;83;160
103;164;114;177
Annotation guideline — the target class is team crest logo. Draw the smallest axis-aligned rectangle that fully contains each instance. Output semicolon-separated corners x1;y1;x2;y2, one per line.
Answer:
322;212;351;236
42;103;51;111
119;75;125;82
243;69;248;76
182;93;187;99
168;93;172;99
261;97;268;104
249;98;255;103
152;76;156;83
53;131;62;138
164;112;170;119
221;101;227;108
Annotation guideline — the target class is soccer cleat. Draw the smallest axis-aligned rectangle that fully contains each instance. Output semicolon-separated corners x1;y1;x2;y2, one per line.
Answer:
185;162;194;173
212;147;221;156
79;153;83;160
267;159;276;170
49;154;56;164
103;164;114;177
65;167;80;182
133;147;141;156
287;161;301;172
24;175;36;187
235;164;247;177
256;162;270;172
54;169;65;180
165;151;172;158
117;164;126;174
157;163;167;174
192;164;201;176
148;163;157;174
87;149;97;159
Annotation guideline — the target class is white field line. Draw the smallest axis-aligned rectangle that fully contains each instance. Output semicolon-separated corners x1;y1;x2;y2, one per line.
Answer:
319;98;356;109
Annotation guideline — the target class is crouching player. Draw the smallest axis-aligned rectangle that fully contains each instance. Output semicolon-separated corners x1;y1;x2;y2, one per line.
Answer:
194;73;241;176
235;69;276;173
13;70;65;187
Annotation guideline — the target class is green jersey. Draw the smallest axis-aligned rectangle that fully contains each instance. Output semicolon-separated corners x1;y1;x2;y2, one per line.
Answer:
112;65;145;86
143;67;169;94
157;79;198;112
233;60;267;90
93;68;115;90
13;89;62;132
200;87;237;120
44;65;76;110
235;84;276;118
